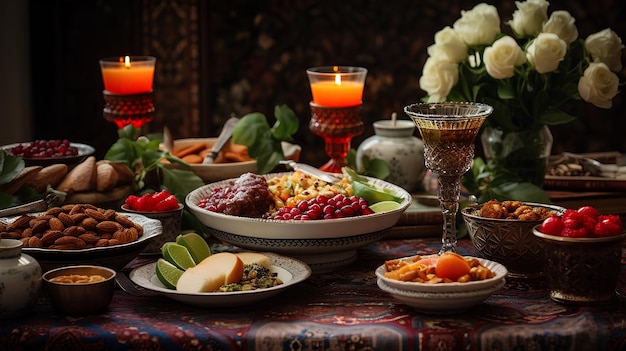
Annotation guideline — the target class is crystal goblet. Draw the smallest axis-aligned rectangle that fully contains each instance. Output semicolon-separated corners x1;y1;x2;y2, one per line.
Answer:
404;102;492;254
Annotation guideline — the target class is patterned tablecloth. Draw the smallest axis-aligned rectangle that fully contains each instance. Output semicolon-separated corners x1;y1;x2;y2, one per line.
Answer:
2;237;626;351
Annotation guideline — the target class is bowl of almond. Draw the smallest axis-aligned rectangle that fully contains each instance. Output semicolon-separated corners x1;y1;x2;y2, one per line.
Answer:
0;204;162;271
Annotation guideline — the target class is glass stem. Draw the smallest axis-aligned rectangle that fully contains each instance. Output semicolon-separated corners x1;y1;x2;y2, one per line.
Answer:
437;175;460;254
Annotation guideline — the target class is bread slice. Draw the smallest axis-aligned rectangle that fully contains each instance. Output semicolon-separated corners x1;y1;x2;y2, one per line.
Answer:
0;166;42;194
26;163;68;193
56;156;96;193
107;161;135;185
235;252;271;269
176;252;244;293
96;161;118;192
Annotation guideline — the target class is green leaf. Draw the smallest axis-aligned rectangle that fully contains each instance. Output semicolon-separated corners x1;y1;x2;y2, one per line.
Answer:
141;150;168;172
232;105;300;174
539;109;577;126
159;168;204;199
232;112;270;147
0;152;24;185
272;105;299;140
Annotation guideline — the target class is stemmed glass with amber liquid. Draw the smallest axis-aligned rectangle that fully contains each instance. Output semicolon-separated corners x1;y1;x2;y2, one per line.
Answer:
404;102;493;254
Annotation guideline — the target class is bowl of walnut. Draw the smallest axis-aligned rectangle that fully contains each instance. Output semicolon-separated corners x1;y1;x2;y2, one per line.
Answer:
461;200;565;278
0;204;162;271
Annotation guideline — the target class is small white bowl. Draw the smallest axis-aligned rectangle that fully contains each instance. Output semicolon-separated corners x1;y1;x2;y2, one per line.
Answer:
375;255;507;293
377;277;505;314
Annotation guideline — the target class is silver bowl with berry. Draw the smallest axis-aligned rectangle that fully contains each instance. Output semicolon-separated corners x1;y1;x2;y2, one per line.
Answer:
461;200;566;279
2;140;95;167
185;172;411;273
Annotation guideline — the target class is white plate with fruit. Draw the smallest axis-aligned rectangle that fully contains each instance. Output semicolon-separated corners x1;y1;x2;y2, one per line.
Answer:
129;233;312;307
185;171;412;272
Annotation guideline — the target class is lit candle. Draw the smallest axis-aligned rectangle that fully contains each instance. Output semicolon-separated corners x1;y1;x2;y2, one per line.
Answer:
100;56;156;95
307;66;367;107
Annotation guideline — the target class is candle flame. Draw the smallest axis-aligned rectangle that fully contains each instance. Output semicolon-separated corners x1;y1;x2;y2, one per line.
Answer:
124;56;131;69
334;74;342;86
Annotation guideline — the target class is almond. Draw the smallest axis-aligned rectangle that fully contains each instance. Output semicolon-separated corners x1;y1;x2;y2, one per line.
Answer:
63;225;85;237
96;221;122;233
48;217;65;231
8;215;33;231
58;212;74;227
54;235;87;249
85;208;107;222
78;233;99;244
27;236;43;248
41;230;63;246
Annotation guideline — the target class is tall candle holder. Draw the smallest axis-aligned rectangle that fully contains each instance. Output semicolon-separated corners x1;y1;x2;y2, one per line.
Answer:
100;56;156;129
102;91;155;129
309;102;364;173
306;66;367;173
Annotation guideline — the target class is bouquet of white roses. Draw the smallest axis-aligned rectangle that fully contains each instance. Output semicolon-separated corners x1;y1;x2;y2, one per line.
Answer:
420;0;623;131
420;0;624;202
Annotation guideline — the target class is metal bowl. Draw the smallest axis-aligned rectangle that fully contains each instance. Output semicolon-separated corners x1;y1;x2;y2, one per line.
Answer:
461;202;565;278
533;226;626;304
43;265;116;315
1;141;95;168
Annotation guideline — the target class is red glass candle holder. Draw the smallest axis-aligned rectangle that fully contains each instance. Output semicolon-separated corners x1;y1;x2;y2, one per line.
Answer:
309;102;364;173
102;91;155;129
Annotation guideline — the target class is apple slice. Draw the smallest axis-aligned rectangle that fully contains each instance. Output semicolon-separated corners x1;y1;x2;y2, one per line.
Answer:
176;252;243;293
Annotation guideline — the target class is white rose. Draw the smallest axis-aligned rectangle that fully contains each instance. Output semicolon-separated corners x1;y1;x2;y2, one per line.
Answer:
507;0;549;38
526;33;567;73
427;27;468;64
484;36;526;79
453;3;500;46
578;62;619;109
585;28;624;72
542;10;578;44
419;57;459;102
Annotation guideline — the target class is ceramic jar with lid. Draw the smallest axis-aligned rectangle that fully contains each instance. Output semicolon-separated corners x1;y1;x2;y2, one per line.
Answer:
0;239;42;318
356;119;426;192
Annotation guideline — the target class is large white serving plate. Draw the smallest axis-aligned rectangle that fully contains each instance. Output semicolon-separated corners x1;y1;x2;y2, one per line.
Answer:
375;255;508;293
185;172;412;272
3;213;162;271
129;252;311;307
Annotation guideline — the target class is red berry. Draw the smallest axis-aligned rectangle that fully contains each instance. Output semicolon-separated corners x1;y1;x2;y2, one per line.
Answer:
540;215;564;236
593;215;623;237
124;195;141;210
577;206;599;220
155;194;180;211
561;227;588;238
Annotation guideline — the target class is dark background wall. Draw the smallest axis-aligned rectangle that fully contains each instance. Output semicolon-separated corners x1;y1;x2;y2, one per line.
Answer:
5;0;626;167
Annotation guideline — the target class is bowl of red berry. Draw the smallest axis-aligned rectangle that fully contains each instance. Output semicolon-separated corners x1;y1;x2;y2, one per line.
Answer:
533;206;626;305
122;190;184;255
185;171;411;273
2;140;95;167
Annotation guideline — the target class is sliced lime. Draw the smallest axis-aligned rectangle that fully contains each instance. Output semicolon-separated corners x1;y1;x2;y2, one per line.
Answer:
155;258;185;289
162;242;196;270
352;180;403;205
176;232;212;264
369;200;402;213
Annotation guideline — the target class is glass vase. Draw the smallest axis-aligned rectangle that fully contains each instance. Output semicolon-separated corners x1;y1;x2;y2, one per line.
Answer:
481;125;553;187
